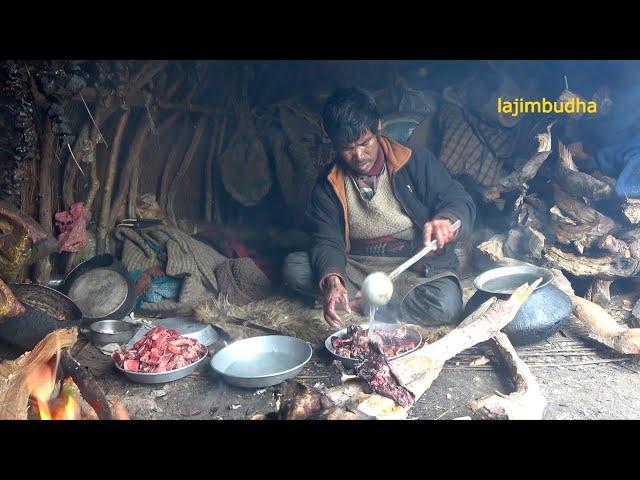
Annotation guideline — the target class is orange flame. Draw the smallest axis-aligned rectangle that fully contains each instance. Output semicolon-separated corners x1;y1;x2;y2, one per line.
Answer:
111;398;130;420
25;363;56;420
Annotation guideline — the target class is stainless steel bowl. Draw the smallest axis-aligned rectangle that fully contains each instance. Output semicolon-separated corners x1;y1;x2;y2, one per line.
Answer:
325;323;423;368
473;265;552;294
114;351;208;384
90;319;136;345
210;335;312;388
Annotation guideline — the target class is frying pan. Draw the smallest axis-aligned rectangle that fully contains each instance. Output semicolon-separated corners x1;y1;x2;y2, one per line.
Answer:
0;283;83;350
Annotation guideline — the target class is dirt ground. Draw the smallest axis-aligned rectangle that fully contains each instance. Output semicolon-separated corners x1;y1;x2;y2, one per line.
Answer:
3;283;640;420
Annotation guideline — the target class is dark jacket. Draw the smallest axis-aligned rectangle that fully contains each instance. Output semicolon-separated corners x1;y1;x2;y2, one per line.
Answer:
307;135;476;287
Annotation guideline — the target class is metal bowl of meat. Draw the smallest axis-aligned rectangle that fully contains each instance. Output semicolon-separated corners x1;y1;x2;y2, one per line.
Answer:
325;323;422;368
211;335;313;389
112;326;208;384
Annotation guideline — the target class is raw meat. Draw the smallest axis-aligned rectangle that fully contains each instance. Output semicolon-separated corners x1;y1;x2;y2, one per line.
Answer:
112;326;206;373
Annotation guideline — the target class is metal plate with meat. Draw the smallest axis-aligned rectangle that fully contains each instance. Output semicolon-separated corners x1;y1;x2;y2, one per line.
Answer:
326;323;421;367
112;326;206;374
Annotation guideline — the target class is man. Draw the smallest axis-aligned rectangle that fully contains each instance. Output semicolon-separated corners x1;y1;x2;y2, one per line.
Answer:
283;87;476;328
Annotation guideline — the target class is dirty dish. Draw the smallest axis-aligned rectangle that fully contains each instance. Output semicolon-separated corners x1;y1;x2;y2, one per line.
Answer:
114;351;208;384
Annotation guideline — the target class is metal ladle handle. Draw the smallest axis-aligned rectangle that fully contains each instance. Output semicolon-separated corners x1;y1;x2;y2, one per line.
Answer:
388;220;461;281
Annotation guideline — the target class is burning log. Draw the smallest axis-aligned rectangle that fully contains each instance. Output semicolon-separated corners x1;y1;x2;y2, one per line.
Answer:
570;295;640;355
543;246;640;279
58;348;114;420
469;332;546;420
622;199;640;225
554;141;614;201
0;328;77;420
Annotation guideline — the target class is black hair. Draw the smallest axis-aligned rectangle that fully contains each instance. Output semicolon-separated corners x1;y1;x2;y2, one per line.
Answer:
321;87;380;145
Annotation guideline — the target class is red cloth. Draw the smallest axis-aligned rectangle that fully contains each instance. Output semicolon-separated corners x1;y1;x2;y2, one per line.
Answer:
55;202;90;253
223;241;276;281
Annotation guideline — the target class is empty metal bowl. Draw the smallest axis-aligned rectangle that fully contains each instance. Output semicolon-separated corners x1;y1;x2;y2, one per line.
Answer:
90;319;136;345
211;335;313;388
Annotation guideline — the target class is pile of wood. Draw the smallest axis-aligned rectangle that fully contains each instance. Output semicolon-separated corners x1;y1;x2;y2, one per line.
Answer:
477;138;640;307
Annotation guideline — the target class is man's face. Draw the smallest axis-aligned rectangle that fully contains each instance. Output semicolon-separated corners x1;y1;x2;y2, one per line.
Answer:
335;128;380;175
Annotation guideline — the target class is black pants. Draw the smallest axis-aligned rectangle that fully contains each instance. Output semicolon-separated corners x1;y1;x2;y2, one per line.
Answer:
282;251;463;327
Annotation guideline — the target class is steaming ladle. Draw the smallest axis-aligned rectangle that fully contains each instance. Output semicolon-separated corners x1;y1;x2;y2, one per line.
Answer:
361;219;462;308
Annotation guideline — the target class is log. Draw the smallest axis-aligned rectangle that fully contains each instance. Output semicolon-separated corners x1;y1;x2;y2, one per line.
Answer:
166;115;208;225
619;228;640;259
476;234;532;267
555;140;614;201
59;348;114;420
550;186;615;252
497;123;553;193
596;235;631;258
0;328;77;420
623;199;640;225
205;117;227;222
62;125;89;210
468;332;546;420
571;295;640;354
84;104;110;214
34;119;55;285
585;279;613;306
632;298;640;328
332;281;540;420
96;109;130;254
543;246;640;279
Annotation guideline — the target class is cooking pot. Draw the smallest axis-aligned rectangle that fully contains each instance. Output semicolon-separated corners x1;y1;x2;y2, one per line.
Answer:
463;265;572;346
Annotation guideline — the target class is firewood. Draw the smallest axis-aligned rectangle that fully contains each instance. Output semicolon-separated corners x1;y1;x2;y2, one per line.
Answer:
619;228;640;259
0;328;77;420
34;119;55;285
543;245;640;279
59;348;114;420
62;124;89;210
596;235;631;258
571;295;640;354
550;186;615;252
310;281;540;420
96;109;131;254
468;332;546;420
555;140;614;201
205;116;227;222
496;123;553;193
476;234;533;267
623;199;640;225
585;279;613;306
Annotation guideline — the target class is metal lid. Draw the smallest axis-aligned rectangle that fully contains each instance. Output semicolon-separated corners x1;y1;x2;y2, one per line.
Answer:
67;268;129;318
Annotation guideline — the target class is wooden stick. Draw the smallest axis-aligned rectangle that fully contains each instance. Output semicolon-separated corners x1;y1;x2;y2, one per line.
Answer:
84;104;110;214
469;332;546;420
543;246;640;279
59;348;114;420
34;119;55;285
167;115;208;225
62;127;88;210
97;109;130;254
204;119;219;222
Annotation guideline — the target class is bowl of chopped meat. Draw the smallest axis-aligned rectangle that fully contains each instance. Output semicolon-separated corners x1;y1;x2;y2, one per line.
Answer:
112;326;208;384
326;323;422;368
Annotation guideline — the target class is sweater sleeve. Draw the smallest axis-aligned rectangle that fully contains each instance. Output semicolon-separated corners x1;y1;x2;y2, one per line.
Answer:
307;179;348;289
423;148;476;241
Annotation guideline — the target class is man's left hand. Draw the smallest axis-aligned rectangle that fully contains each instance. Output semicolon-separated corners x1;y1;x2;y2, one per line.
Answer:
423;218;458;249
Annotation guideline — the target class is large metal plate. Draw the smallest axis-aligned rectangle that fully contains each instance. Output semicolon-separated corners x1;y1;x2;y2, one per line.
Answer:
473;265;553;294
211;336;312;388
67;268;128;318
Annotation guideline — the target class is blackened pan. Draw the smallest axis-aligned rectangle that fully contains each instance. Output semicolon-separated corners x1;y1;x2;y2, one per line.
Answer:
63;254;136;325
0;283;83;350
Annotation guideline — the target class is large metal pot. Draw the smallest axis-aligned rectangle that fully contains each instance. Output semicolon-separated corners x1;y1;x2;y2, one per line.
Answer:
62;254;136;326
463;265;572;346
0;283;83;350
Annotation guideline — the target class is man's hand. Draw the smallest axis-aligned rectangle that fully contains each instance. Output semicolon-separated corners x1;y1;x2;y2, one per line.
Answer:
423;217;458;249
322;275;351;328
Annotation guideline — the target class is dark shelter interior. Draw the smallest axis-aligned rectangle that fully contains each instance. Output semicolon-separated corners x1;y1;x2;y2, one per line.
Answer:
1;59;640;420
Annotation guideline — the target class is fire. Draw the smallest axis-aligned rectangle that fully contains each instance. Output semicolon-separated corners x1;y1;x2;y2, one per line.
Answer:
25;357;82;420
